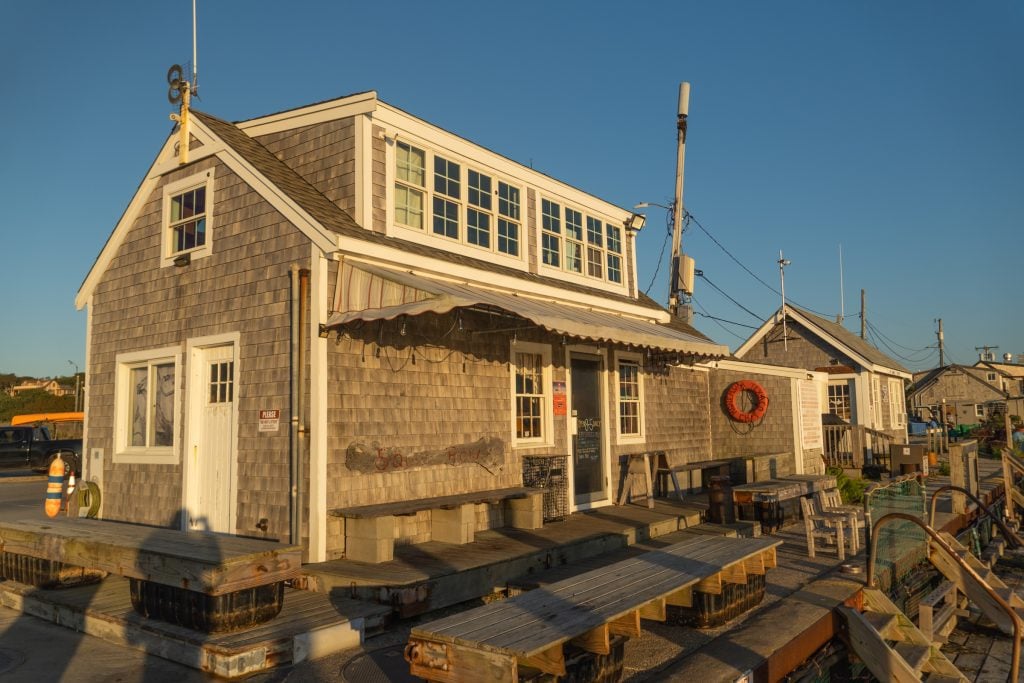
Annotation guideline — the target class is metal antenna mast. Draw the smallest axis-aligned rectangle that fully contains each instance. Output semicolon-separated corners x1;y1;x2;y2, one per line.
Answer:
778;251;791;350
668;82;690;321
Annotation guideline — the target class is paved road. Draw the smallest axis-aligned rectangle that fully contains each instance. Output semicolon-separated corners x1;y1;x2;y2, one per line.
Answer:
0;474;49;523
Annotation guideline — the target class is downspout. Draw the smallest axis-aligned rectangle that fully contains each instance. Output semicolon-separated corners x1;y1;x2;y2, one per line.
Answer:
289;265;301;546
297;269;310;548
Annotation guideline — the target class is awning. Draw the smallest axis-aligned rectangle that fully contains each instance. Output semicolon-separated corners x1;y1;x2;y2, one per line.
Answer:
325;262;729;358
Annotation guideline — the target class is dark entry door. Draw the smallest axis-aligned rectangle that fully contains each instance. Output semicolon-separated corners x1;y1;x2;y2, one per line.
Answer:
571;356;605;506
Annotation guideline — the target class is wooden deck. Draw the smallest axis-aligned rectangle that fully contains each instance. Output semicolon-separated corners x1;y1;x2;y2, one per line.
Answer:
406;534;780;681
0;518;301;595
0;575;389;679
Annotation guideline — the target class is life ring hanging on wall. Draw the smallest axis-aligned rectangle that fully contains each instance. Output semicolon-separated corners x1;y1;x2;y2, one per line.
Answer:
725;380;769;423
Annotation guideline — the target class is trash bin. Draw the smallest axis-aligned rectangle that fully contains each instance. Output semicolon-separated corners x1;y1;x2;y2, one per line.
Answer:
708;476;735;524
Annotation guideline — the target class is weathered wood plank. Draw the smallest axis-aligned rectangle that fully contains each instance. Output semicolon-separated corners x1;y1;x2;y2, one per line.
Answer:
0;518;301;595
569;624;610;655
410;535;781;658
330;486;541;519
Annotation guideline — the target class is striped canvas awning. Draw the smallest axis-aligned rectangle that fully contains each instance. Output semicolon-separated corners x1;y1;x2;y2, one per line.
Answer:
326;262;728;357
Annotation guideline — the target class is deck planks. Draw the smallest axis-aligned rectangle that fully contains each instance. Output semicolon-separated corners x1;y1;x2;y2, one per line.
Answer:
411;534;780;659
0;518;301;595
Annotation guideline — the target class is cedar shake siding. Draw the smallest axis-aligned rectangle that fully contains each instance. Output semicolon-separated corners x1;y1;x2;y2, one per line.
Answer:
256;118;358;220
87;157;308;537
745;320;857;372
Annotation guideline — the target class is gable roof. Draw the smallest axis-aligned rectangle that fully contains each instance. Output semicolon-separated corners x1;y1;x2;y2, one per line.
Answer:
735;304;911;377
907;363;1009;401
79;103;669;320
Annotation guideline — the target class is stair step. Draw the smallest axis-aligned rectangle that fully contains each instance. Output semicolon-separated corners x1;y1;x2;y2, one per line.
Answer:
924;675;966;683
862;610;899;639
894;642;931;673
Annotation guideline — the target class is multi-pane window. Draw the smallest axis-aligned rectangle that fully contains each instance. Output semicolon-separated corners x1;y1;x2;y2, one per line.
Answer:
888;378;905;427
209;361;234;404
467;170;492;248
606;225;622;283
541;199;561;267
497;182;520;256
828;383;851;420
169;186;206;254
129;361;175;448
515;352;545;440
432;156;461;239
538;199;624;285
564;208;583;273
618;360;641;437
975;404;985;418
393;144;522;258
395;142;425;229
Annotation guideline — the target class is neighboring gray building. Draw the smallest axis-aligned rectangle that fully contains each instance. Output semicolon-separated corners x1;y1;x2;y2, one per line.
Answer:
734;305;911;442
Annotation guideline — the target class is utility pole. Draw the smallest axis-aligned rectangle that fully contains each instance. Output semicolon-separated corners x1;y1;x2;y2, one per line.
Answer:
778;252;791;350
668;82;690;321
860;289;866;340
936;319;944;368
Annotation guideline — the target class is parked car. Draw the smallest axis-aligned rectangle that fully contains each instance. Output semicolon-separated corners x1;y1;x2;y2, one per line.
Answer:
0;423;82;476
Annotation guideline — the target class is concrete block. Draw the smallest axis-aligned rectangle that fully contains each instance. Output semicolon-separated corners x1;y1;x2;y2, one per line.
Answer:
346;515;394;540
507;508;543;530
345;536;393;563
431;504;475;544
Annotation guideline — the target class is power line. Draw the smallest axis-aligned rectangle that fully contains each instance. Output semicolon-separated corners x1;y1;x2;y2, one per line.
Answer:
643;222;672;296
696;271;764;321
686;211;837;318
862;317;934;354
690;296;748;341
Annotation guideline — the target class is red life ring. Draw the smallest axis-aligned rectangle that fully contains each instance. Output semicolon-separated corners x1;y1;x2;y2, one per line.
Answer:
725;380;769;423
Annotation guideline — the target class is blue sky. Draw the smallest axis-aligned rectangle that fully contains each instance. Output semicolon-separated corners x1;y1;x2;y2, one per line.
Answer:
2;1;1021;378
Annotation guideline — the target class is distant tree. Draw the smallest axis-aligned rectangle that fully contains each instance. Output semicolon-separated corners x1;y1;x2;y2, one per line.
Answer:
0;390;75;423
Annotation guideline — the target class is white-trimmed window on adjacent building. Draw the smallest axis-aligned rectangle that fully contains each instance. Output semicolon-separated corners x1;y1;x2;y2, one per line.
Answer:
540;197;624;285
113;347;181;464
828;382;851;421
393;141;521;258
975;404;985;419
511;342;552;446
616;353;645;442
887;378;906;427
162;169;214;267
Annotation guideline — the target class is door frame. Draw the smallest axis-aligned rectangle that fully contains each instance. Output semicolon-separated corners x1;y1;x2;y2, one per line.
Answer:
564;344;610;513
182;332;240;533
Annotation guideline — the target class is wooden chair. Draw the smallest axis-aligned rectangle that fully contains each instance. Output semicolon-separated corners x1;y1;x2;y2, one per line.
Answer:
800;496;845;561
815;488;864;552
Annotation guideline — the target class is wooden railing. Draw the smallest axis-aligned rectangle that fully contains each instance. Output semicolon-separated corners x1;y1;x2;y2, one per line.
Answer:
823;424;899;469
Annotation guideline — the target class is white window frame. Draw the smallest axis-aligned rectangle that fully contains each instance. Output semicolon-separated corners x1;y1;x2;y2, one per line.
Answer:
614;351;645;443
888;378;906;427
161;169;215;268
391;141;525;260
510;341;553;447
872;376;882;428
539;195;625;286
827;382;852;420
113;346;182;464
975;404;985;418
987;372;997;382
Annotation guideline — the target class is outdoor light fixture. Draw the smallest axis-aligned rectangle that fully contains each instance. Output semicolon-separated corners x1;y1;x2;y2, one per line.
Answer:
625;212;646;231
173;253;191;267
318;324;329;339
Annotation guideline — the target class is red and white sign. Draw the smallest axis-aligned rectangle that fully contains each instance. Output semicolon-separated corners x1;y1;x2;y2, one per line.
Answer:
259;409;281;432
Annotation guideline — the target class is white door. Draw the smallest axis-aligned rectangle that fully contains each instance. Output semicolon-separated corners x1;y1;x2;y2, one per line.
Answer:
187;344;236;533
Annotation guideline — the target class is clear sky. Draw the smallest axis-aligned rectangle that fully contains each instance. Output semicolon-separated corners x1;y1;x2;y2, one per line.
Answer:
2;1;1021;378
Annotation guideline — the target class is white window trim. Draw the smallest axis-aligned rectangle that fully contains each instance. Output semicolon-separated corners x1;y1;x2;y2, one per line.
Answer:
975;404;985;418
113;345;182;465
888;378;905;427
538;195;627;287
614;351;646;444
160;168;215;268
388;138;527;264
510;340;554;448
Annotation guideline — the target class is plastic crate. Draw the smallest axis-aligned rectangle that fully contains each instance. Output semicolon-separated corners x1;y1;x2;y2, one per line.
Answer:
523;456;568;522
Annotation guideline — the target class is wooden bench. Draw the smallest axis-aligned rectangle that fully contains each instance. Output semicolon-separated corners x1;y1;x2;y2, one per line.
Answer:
404;534;781;682
0;517;302;632
329;486;546;563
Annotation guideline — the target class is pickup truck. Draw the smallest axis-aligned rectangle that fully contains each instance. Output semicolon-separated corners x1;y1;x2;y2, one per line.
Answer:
0;424;82;476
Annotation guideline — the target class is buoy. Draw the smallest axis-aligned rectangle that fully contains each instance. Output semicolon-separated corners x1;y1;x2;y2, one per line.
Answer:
45;455;65;518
